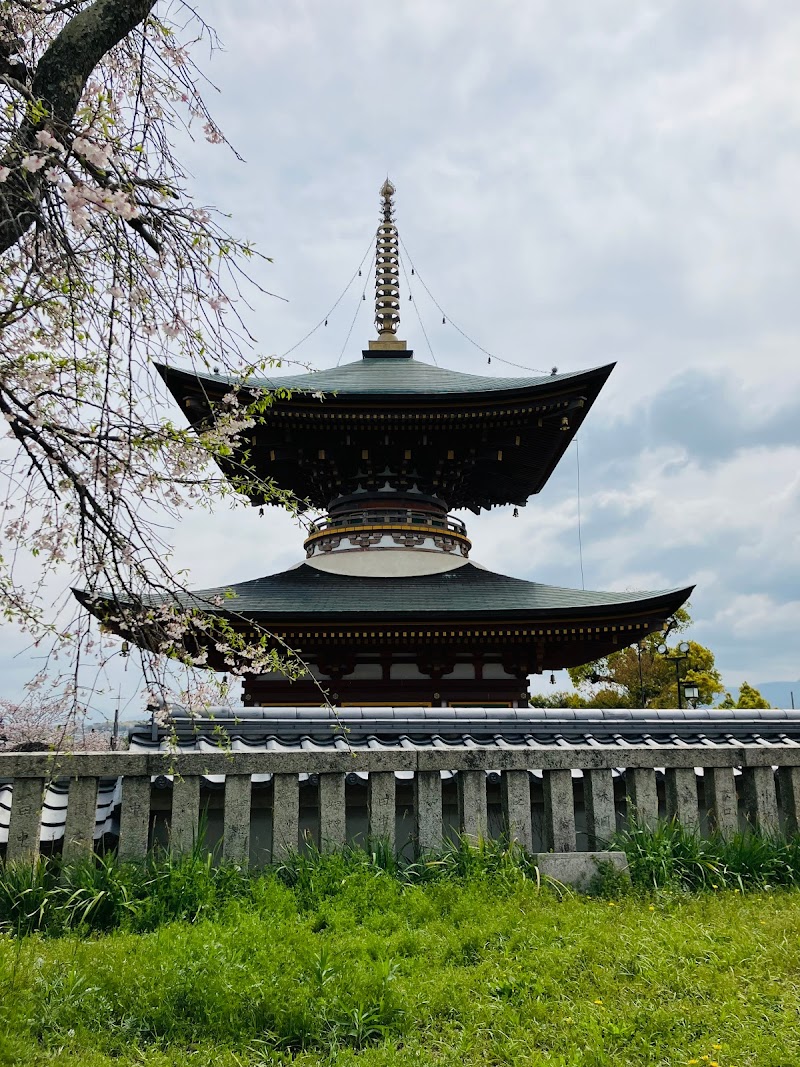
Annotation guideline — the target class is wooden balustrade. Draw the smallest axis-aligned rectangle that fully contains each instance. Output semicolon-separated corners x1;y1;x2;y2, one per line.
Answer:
2;745;800;865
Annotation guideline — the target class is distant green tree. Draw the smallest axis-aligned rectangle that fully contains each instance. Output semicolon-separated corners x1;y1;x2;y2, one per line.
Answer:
562;607;724;709
718;682;771;709
528;690;590;709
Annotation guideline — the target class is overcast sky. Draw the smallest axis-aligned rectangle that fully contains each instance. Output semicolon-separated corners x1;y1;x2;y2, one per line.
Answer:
5;0;800;713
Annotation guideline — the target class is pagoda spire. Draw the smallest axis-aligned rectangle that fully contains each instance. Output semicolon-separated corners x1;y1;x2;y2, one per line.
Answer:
368;178;407;352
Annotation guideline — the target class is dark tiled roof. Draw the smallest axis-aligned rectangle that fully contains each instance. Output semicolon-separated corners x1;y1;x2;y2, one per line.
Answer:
177;563;693;621
132;706;800;750
161;357;612;399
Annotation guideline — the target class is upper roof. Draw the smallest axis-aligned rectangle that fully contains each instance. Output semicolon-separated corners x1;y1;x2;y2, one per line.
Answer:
181;355;611;399
156;178;615;508
157;359;615;511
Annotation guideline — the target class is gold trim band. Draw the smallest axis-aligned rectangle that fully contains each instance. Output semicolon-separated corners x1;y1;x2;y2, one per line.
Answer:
304;522;472;550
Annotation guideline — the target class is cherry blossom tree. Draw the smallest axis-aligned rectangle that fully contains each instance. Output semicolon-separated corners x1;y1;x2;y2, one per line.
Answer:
0;682;113;750
0;2;303;720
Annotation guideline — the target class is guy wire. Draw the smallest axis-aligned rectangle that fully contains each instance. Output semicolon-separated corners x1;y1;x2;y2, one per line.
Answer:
337;250;375;366
399;236;549;375
280;235;374;361
399;250;437;366
576;438;585;590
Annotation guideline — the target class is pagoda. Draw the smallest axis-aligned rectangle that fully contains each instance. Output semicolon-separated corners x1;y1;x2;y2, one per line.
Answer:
78;181;693;709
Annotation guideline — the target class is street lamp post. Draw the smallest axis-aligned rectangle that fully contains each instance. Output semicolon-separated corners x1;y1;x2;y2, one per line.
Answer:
657;640;690;709
635;641;645;708
683;683;700;709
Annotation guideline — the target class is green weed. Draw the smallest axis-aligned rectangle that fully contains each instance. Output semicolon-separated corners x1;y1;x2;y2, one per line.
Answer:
4;826;800;938
613;819;800;892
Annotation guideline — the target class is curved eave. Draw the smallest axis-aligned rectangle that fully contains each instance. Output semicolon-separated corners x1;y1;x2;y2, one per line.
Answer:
72;587;164;654
74;574;693;674
155;360;615;412
180;589;694;627
74;571;693;631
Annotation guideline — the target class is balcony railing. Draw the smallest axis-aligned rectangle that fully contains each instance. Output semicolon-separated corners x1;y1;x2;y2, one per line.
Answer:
306;510;467;537
2;745;799;867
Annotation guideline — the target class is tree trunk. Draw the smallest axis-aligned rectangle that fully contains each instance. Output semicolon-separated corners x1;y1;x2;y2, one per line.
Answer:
0;0;157;255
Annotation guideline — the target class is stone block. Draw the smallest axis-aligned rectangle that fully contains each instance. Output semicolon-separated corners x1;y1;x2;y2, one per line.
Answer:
536;850;629;891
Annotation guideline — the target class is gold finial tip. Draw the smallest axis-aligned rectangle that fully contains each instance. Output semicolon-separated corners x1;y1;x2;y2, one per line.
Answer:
380;178;396;199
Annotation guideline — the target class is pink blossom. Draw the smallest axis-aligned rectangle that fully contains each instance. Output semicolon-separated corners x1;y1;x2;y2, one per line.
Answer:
203;122;224;144
164;45;189;67
0;166;9;182
35;130;65;155
70;210;91;231
21;154;46;173
72;135;113;169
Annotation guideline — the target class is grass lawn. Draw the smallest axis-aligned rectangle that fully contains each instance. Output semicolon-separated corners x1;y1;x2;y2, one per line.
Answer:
1;861;799;1066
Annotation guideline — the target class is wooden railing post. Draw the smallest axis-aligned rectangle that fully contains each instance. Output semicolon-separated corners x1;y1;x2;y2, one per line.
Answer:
118;775;152;862
665;768;698;826
368;771;396;849
222;774;252;865
458;770;487;842
271;773;299;860
7;777;44;863
501;769;532;852
319;773;347;852
584;768;616;849
63;776;98;864
415;769;442;853
543;769;576;852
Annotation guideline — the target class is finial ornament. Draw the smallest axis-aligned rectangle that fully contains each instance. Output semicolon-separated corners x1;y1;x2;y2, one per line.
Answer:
369;178;407;351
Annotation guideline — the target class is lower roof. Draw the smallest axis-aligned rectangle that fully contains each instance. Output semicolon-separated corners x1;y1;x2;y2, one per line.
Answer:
74;561;693;671
170;562;692;623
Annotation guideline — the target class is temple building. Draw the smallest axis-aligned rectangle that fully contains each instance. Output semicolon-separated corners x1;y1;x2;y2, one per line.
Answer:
79;180;692;710
21;183;794;864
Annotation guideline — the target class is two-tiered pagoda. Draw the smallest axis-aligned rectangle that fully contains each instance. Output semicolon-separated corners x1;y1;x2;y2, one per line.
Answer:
80;181;692;708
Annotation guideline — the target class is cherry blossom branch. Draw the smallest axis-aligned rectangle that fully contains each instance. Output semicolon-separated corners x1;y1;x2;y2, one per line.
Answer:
1;0;158;254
